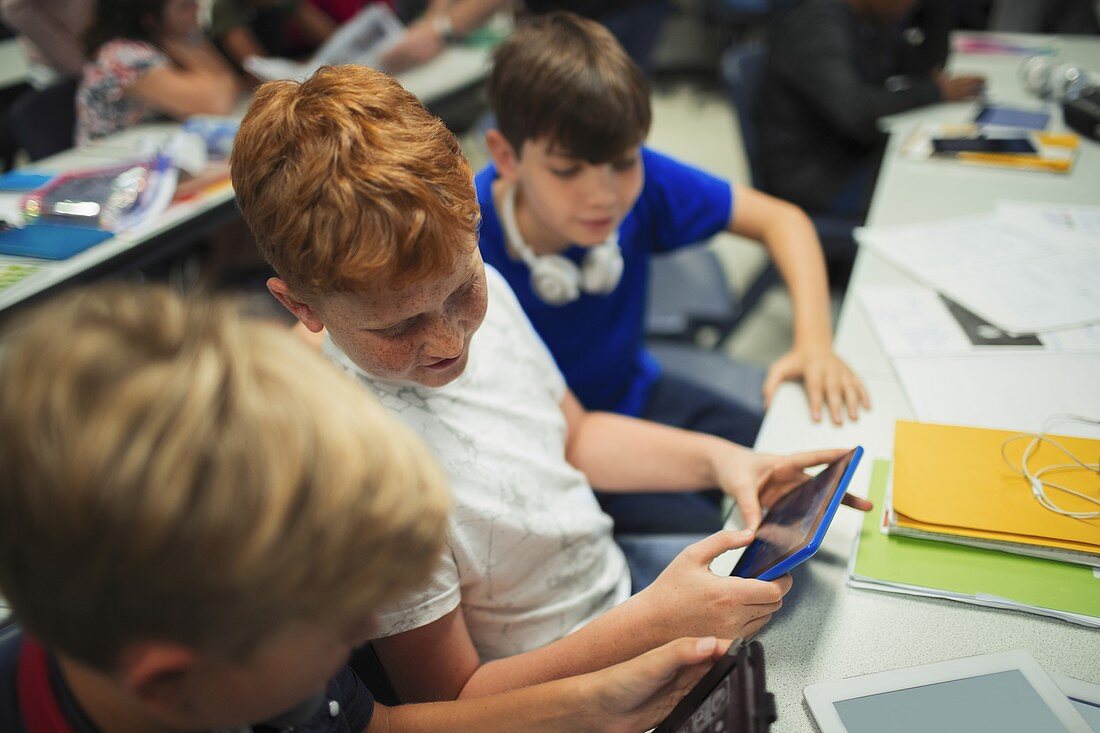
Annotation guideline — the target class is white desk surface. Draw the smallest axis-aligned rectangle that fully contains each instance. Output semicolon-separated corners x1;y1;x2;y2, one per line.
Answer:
0;49;490;316
741;33;1100;732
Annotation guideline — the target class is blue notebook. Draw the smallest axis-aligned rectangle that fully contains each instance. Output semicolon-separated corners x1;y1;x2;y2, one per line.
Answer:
0;224;114;260
0;171;55;191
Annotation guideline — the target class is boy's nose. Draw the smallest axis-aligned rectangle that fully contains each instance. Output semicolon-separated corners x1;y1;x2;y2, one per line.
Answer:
425;318;464;358
581;169;617;209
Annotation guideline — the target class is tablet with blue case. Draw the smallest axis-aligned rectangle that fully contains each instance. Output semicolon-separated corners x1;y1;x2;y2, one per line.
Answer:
732;447;863;581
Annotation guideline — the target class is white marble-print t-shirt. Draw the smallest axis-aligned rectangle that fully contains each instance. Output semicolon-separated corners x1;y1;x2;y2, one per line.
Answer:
324;265;632;661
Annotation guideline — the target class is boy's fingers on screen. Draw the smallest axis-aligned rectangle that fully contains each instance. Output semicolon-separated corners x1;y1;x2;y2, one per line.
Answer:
738;499;762;531
788;447;848;470
684;529;755;563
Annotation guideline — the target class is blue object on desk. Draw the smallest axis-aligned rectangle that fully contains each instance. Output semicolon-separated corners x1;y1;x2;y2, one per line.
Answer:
0;171;55;191
0;223;113;259
975;104;1051;131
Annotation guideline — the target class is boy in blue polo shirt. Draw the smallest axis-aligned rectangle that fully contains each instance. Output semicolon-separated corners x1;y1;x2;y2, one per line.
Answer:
478;12;870;531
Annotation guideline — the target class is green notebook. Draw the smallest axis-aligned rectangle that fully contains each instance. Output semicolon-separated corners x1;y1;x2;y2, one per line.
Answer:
850;460;1100;625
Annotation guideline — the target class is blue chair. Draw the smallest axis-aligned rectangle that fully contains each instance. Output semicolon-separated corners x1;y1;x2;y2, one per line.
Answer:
8;77;79;162
720;42;858;269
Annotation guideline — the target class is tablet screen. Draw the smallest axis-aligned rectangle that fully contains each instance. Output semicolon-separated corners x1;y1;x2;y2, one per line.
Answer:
1070;698;1100;731
732;449;857;579
832;670;1073;733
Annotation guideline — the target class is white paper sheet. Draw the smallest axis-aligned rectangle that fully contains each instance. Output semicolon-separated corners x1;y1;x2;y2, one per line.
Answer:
856;214;1100;334
995;201;1100;242
860;284;1100;355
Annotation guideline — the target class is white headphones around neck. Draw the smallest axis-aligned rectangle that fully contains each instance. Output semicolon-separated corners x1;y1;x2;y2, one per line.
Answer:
500;184;624;306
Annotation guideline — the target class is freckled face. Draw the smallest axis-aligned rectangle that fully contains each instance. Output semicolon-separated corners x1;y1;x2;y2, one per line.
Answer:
312;250;489;388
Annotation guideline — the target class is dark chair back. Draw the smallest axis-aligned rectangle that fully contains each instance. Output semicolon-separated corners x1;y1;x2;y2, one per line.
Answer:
9;77;79;161
720;42;768;189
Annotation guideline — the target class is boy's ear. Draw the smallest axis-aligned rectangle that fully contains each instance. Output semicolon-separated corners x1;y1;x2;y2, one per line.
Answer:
117;641;198;711
267;278;325;333
485;129;521;183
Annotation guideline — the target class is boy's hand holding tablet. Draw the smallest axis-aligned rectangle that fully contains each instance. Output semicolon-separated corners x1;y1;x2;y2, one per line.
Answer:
714;446;872;531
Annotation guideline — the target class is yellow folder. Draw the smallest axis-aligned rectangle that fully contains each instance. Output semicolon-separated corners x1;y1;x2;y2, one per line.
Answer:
892;421;1100;556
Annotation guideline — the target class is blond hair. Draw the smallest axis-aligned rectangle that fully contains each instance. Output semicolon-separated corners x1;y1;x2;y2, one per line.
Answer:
0;285;450;670
230;64;479;294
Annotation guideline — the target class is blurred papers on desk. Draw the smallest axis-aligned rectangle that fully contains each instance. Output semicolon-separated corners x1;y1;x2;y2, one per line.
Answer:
860;285;1100;355
856;209;1100;334
245;5;403;82
891;351;1100;436
848;460;1100;627
888;421;1100;567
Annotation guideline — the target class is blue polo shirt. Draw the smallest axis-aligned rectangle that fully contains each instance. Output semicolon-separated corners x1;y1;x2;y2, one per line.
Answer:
476;147;733;415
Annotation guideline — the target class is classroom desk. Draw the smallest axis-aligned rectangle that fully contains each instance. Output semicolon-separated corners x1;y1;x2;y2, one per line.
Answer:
718;33;1100;732
0;47;491;321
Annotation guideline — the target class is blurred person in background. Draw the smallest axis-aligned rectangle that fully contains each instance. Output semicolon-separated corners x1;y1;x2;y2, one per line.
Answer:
759;0;985;222
0;0;91;87
381;0;670;74
210;0;338;70
78;0;242;145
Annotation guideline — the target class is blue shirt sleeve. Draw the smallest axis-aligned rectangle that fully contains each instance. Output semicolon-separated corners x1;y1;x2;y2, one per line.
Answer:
634;147;734;253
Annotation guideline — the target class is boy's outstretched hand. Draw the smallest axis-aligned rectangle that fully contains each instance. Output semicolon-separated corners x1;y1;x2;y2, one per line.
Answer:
715;447;873;530
763;345;871;425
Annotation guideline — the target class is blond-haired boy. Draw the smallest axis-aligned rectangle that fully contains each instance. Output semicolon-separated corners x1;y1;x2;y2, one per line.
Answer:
0;285;744;733
233;64;869;705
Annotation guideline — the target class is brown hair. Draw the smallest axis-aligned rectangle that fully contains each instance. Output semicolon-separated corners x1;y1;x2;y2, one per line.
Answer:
0;285;450;670
488;12;652;163
230;64;479;295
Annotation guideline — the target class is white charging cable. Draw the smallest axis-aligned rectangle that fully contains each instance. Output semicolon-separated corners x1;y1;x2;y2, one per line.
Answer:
1001;413;1100;520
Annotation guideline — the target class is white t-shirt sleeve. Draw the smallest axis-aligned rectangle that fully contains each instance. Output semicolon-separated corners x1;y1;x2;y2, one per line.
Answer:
374;548;462;638
483;264;567;403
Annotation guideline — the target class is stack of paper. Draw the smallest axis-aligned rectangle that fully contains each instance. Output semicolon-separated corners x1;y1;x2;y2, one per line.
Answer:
848;460;1100;627
888;421;1100;567
856;206;1100;335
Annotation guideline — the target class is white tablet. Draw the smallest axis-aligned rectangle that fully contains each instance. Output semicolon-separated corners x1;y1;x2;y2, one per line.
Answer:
1054;673;1100;732
804;650;1092;733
